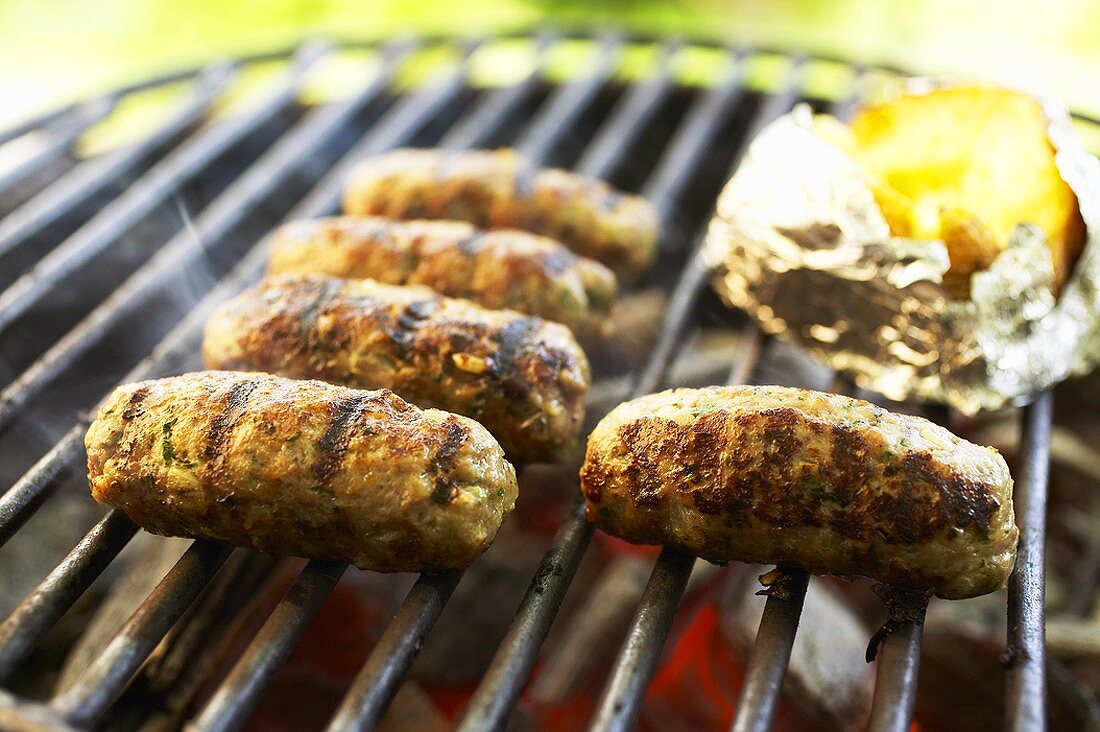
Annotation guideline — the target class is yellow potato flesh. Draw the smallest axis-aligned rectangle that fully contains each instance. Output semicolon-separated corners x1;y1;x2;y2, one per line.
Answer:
847;87;1085;298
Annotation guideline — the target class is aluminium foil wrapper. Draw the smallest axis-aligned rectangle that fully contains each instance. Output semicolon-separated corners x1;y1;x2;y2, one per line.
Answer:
702;101;1100;413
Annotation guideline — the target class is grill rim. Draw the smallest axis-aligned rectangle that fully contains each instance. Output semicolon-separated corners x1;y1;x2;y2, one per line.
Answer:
0;30;1062;732
3;30;1099;142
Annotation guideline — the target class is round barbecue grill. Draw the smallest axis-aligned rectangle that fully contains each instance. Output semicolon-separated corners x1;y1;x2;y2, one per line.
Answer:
0;31;1085;731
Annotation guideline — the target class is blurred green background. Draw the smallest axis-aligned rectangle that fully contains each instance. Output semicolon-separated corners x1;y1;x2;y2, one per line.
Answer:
1;0;1099;131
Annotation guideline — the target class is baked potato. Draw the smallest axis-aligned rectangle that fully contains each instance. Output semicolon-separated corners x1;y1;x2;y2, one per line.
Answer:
829;86;1086;298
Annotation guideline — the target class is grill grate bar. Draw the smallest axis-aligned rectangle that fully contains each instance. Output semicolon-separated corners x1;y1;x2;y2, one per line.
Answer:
633;58;801;397
327;570;464;732
455;500;592;731
591;548;697;731
190;559;347;732
830;66;868;122
51;540;233;728
440;32;555;150
729;568;810;732
0;95;120;197
0;428;84;546
0;510;137;681
642;50;744;223
574;42;679;179
790;85;936;732
515;33;621;163
0;103;84;148
0;41;332;335
137;552;278;701
0;61;237;268
0;41;411;436
1006;390;1054;731
634;251;709;393
866;588;929;732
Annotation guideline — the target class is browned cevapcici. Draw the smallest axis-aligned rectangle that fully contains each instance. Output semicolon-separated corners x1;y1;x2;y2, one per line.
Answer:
202;274;591;464
581;384;1017;600
268;216;619;347
86;371;519;572
343;147;661;282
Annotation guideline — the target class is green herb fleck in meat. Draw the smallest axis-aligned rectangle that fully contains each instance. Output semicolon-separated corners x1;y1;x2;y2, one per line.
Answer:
804;479;838;502
161;418;195;468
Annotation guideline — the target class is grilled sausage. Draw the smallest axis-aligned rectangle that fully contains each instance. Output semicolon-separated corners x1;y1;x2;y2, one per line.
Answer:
269;216;619;346
580;385;1016;599
86;372;518;572
342;148;660;282
203;275;590;464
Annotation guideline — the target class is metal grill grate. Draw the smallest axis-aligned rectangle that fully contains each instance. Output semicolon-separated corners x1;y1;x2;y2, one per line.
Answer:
0;31;1072;731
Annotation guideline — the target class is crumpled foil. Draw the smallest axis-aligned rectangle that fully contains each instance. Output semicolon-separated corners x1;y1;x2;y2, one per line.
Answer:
702;98;1100;413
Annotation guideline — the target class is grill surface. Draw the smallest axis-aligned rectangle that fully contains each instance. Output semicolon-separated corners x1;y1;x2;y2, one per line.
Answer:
0;31;1075;731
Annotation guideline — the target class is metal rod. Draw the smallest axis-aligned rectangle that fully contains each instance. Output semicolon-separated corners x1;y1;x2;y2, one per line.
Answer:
0;688;75;732
866;586;930;732
138;552;278;695
0;428;84;546
829;65;867;122
456;500;593;732
0;61;237;274
515;32;621;163
590;548;696;731
726;326;765;387
0;103;80;148
633;251;710;393
189;559;347;732
0;95;119;197
741;56;807;142
327;570;464;732
0;510;137;681
574;41;679;179
730;569;810;732
1005;390;1054;732
0;41;331;333
440;31;555;150
643;49;745;221
51;540;232;728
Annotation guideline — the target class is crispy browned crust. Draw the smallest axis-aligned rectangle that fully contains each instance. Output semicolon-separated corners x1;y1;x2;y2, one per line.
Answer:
580;386;1017;599
85;372;518;572
342;148;660;282
268;216;619;346
202;275;590;464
